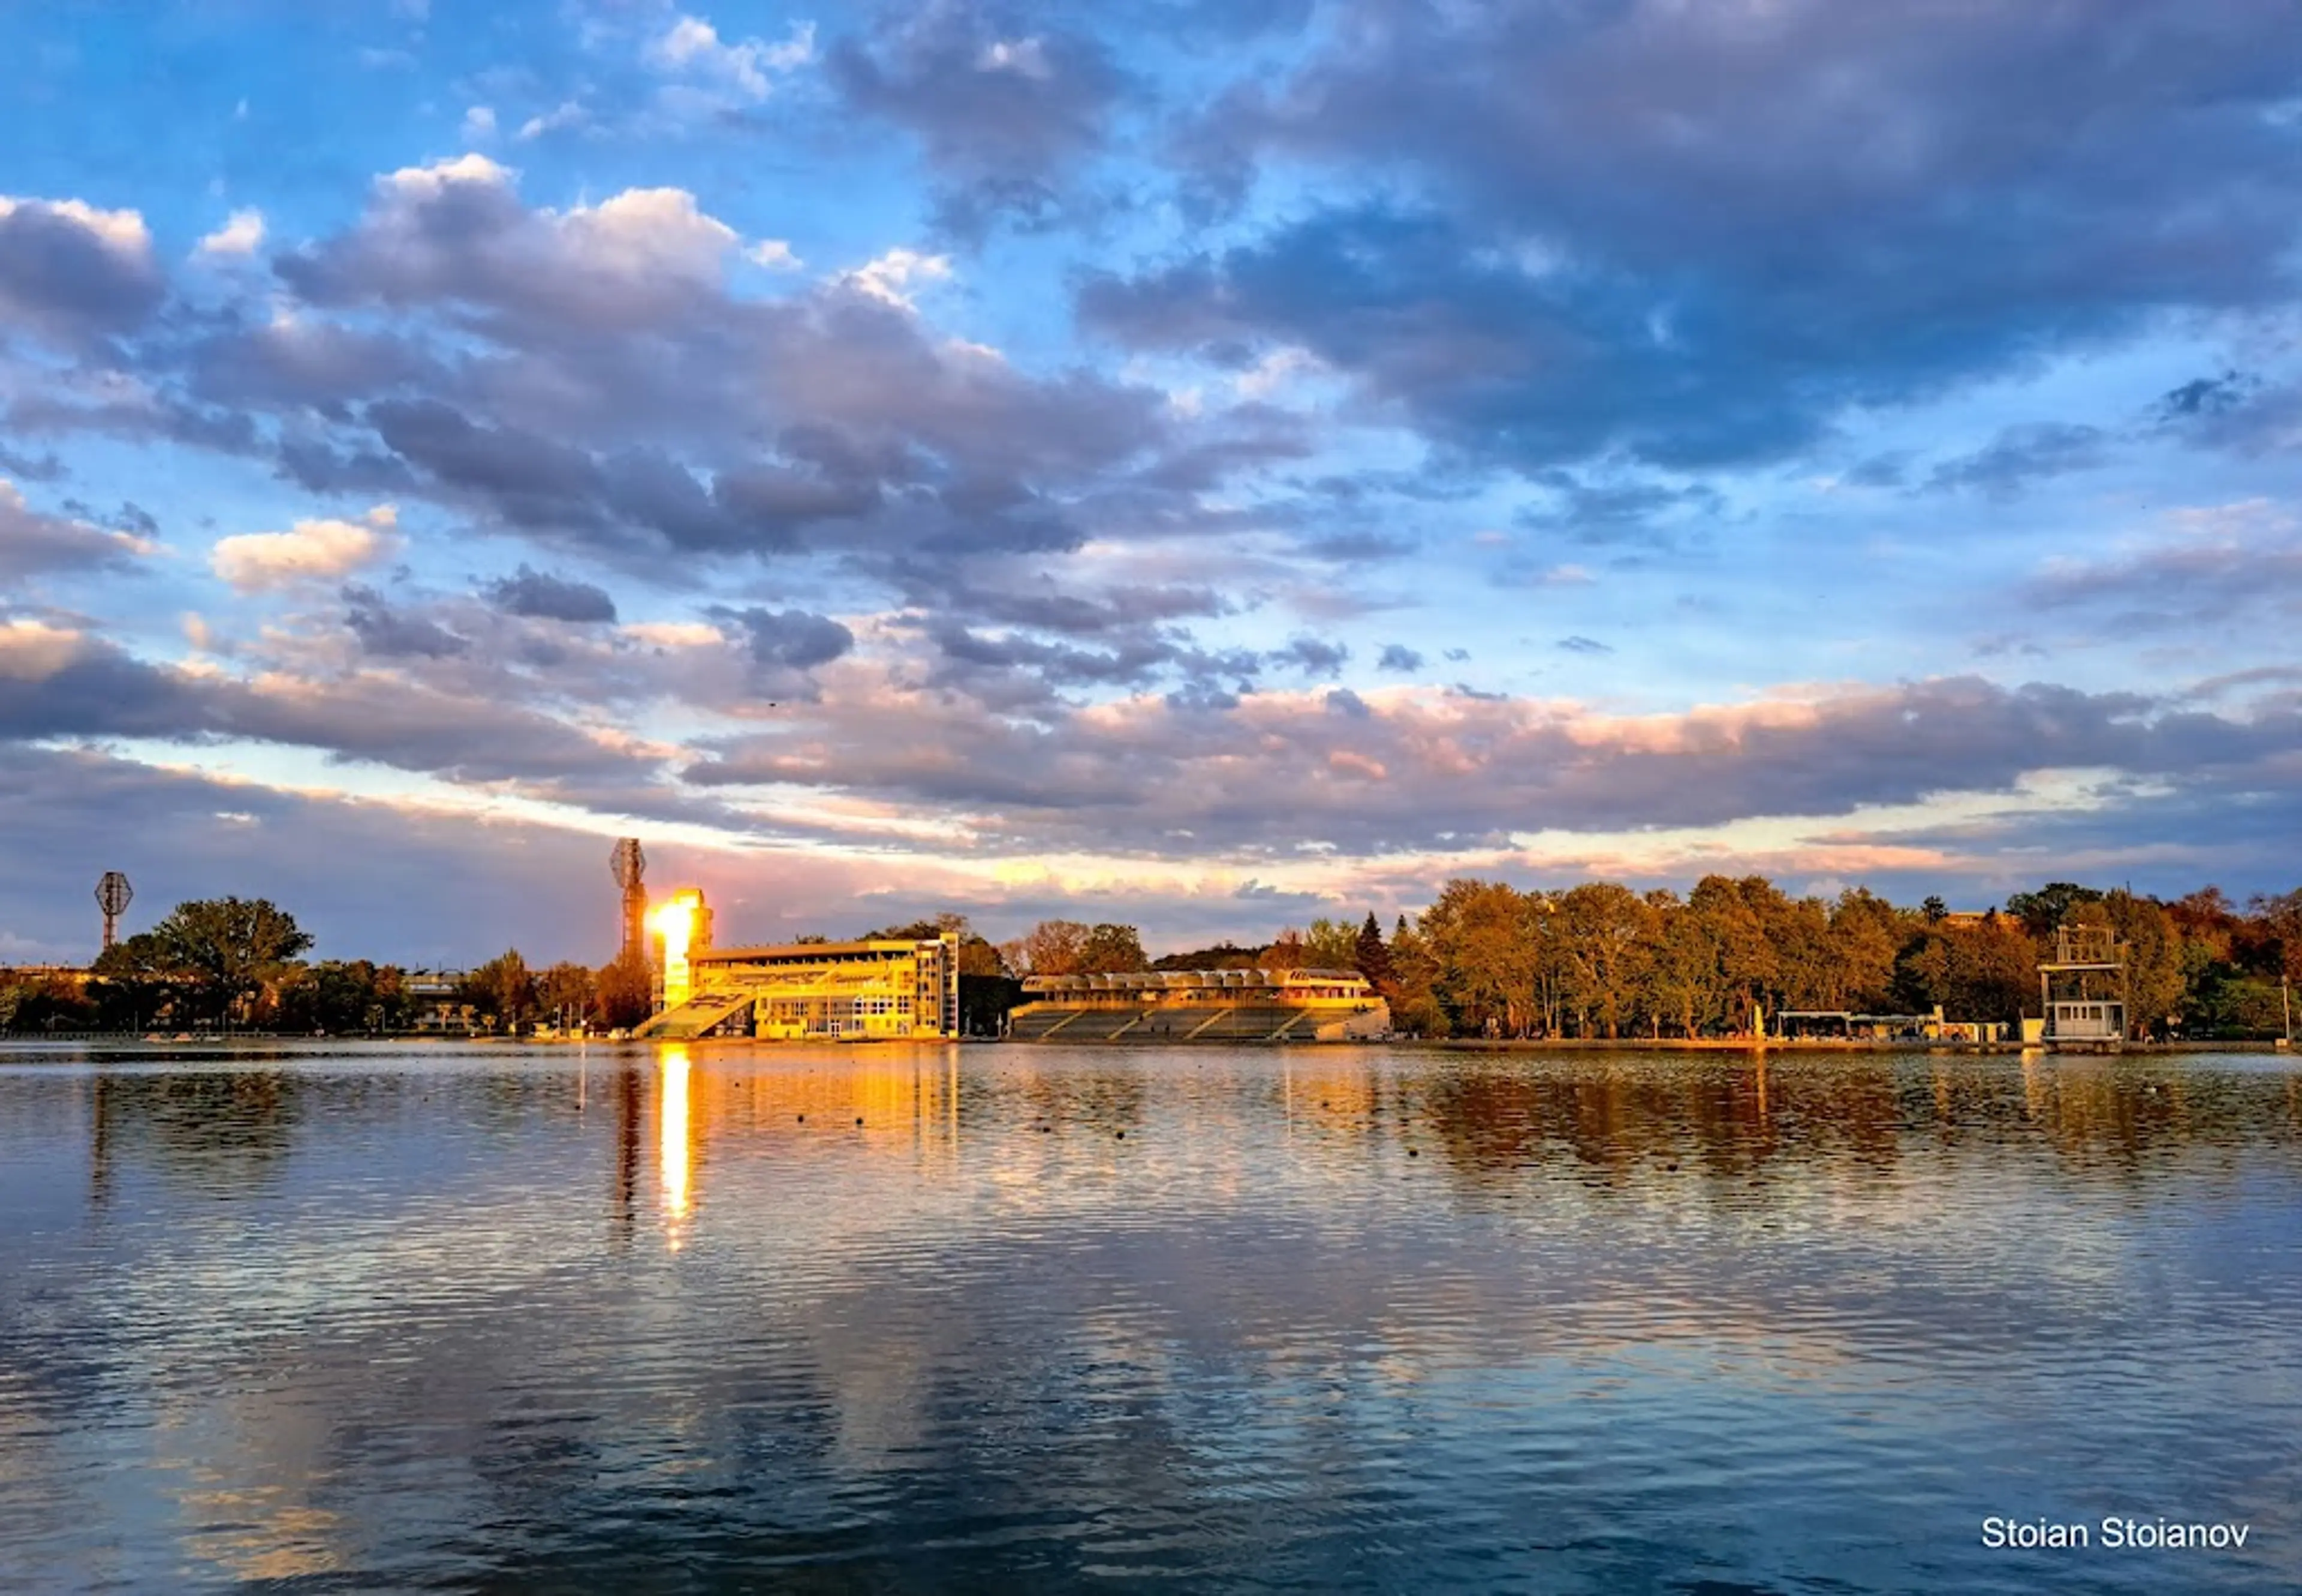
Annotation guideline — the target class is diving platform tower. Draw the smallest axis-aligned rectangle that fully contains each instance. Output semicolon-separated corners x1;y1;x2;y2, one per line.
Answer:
2038;924;2126;1049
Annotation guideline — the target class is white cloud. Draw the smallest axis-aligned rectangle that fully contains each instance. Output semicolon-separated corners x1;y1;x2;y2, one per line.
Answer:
195;207;266;258
210;505;399;592
745;237;802;270
380;151;511;198
462;105;497;143
976;38;1051;79
0;195;150;257
559;188;738;280
517;100;587;140
646;15;814;101
842;247;952;308
0;618;87;679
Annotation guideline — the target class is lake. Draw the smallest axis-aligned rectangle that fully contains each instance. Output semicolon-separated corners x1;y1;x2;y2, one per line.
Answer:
1;1041;2297;1592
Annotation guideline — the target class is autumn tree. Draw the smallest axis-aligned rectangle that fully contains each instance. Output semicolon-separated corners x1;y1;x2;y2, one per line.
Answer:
1078;923;1150;974
1018;919;1089;976
1554;882;1653;1039
144;897;314;1024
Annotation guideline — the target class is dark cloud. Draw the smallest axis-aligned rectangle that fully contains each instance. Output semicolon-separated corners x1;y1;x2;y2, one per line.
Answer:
0;445;67;482
344;584;471;659
484;565;619;624
828;6;1127;240
1378;644;1424;672
1924;423;2108;499
682;674;2302;863
0;490;150;580
1090;1;2302;475
718;605;857;672
1556;636;1611;655
1273;636;1347;677
0;198;166;345
1514;472;1724;548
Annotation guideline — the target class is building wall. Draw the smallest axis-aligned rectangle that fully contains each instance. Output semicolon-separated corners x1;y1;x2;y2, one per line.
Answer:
689;936;960;1040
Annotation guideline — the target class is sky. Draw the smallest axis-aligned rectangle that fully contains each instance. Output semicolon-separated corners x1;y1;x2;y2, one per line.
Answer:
3;0;2301;967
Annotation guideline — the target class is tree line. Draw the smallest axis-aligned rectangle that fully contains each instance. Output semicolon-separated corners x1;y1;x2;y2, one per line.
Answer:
7;879;2294;1039
996;880;2301;1042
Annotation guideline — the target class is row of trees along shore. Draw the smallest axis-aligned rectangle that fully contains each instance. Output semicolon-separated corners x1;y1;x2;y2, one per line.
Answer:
2;879;2296;1039
1002;879;2301;1042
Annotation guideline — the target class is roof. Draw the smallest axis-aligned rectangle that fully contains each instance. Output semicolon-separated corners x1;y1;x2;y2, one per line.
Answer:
696;937;952;963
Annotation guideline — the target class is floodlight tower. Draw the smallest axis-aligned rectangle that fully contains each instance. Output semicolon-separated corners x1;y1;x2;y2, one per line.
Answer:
95;871;132;953
610;838;648;962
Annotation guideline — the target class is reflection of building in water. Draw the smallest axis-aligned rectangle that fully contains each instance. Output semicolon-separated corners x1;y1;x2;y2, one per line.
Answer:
659;1047;691;1233
638;934;963;1040
1009;968;1388;1043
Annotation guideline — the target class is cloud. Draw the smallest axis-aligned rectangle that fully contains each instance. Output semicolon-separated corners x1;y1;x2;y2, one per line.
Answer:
745;238;801;270
1925;422;2108;499
0;194;165;343
827;7;1125;239
646;14;815;102
2026;500;2302;627
716;605;856;671
1556;636;1612;654
681;672;2302;864
209;505;398;592
484;565;619;623
343;584;469;659
194;207;266;258
842;246;951;307
461;105;497;143
517;101;588;141
1097;1;2302;476
0;481;156;579
1377;644;1424;672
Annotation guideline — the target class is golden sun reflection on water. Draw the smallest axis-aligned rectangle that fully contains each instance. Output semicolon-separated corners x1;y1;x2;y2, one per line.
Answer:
659;1046;692;1242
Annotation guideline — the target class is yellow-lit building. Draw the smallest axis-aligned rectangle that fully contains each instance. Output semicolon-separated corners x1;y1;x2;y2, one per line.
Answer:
637;934;962;1041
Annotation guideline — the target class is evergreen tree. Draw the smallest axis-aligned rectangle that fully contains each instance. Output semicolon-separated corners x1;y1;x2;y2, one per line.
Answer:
1354;912;1396;995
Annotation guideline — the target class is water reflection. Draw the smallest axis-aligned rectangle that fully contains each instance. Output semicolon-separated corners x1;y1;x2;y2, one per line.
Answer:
0;1042;2297;1593
659;1045;691;1239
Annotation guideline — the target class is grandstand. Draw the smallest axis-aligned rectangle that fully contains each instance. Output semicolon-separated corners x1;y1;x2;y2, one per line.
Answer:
1007;969;1388;1043
635;934;961;1041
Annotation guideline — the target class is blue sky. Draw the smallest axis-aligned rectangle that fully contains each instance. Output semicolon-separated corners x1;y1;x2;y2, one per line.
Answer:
3;0;2300;966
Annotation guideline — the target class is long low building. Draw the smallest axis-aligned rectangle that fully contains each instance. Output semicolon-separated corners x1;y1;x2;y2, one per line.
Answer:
1008;967;1390;1043
637;935;962;1041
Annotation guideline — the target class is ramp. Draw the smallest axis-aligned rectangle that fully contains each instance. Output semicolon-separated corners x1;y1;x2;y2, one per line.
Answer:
634;991;755;1040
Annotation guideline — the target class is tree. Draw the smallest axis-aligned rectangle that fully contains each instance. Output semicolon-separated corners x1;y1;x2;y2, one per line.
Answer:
1554;882;1653;1038
860;913;1007;976
147;897;314;1024
538;961;596;1026
2005;882;2103;939
1018;919;1089;976
1300;917;1360;969
594;949;655;1031
89;931;189;1028
460;949;537;1031
1354;912;1396;995
1078;923;1149;974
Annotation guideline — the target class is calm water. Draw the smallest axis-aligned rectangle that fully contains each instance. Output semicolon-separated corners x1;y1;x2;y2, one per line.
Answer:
1;1042;2297;1594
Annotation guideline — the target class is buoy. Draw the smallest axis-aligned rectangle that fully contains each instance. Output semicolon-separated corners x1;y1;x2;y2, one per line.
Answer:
1115;1130;1125;1140
797;1114;805;1123
1408;1148;1419;1158
855;1116;864;1126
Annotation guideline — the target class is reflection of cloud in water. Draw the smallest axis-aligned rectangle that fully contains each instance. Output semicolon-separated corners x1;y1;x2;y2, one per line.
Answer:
0;1042;2297;1588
